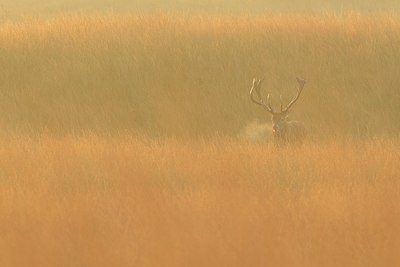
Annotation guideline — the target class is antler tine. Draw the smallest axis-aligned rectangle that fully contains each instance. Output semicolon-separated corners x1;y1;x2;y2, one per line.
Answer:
250;78;261;102
282;77;306;113
266;93;274;112
249;78;277;115
255;79;263;100
279;95;284;112
296;77;306;88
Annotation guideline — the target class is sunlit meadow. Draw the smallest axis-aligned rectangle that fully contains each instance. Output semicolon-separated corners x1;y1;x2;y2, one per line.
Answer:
0;6;399;267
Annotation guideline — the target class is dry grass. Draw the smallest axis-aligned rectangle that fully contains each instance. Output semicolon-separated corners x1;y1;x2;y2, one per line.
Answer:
0;13;399;266
0;14;399;137
0;135;399;266
3;0;400;18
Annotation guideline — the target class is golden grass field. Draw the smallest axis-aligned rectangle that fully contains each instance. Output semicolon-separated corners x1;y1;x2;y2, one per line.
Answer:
3;0;400;18
0;135;399;266
0;14;399;137
0;12;399;266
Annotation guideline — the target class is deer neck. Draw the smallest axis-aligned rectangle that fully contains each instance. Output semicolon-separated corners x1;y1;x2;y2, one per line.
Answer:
272;115;288;138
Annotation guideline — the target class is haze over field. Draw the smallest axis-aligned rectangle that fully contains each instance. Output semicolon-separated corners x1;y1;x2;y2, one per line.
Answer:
0;14;399;138
2;0;400;19
0;1;399;267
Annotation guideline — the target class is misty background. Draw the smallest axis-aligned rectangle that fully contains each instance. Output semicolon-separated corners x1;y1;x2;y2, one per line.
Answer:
2;0;400;19
0;1;399;139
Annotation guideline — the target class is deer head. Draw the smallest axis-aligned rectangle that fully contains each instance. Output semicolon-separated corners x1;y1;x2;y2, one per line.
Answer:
250;77;306;141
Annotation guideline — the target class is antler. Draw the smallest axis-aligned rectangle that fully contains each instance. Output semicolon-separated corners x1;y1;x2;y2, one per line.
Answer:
281;77;306;113
250;77;306;115
250;78;278;115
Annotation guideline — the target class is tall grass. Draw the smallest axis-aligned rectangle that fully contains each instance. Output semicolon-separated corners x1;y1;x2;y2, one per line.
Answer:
0;14;399;137
0;135;399;266
3;0;400;18
1;13;399;266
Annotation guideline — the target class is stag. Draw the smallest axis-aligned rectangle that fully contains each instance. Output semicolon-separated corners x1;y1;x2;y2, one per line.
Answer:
250;77;307;143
